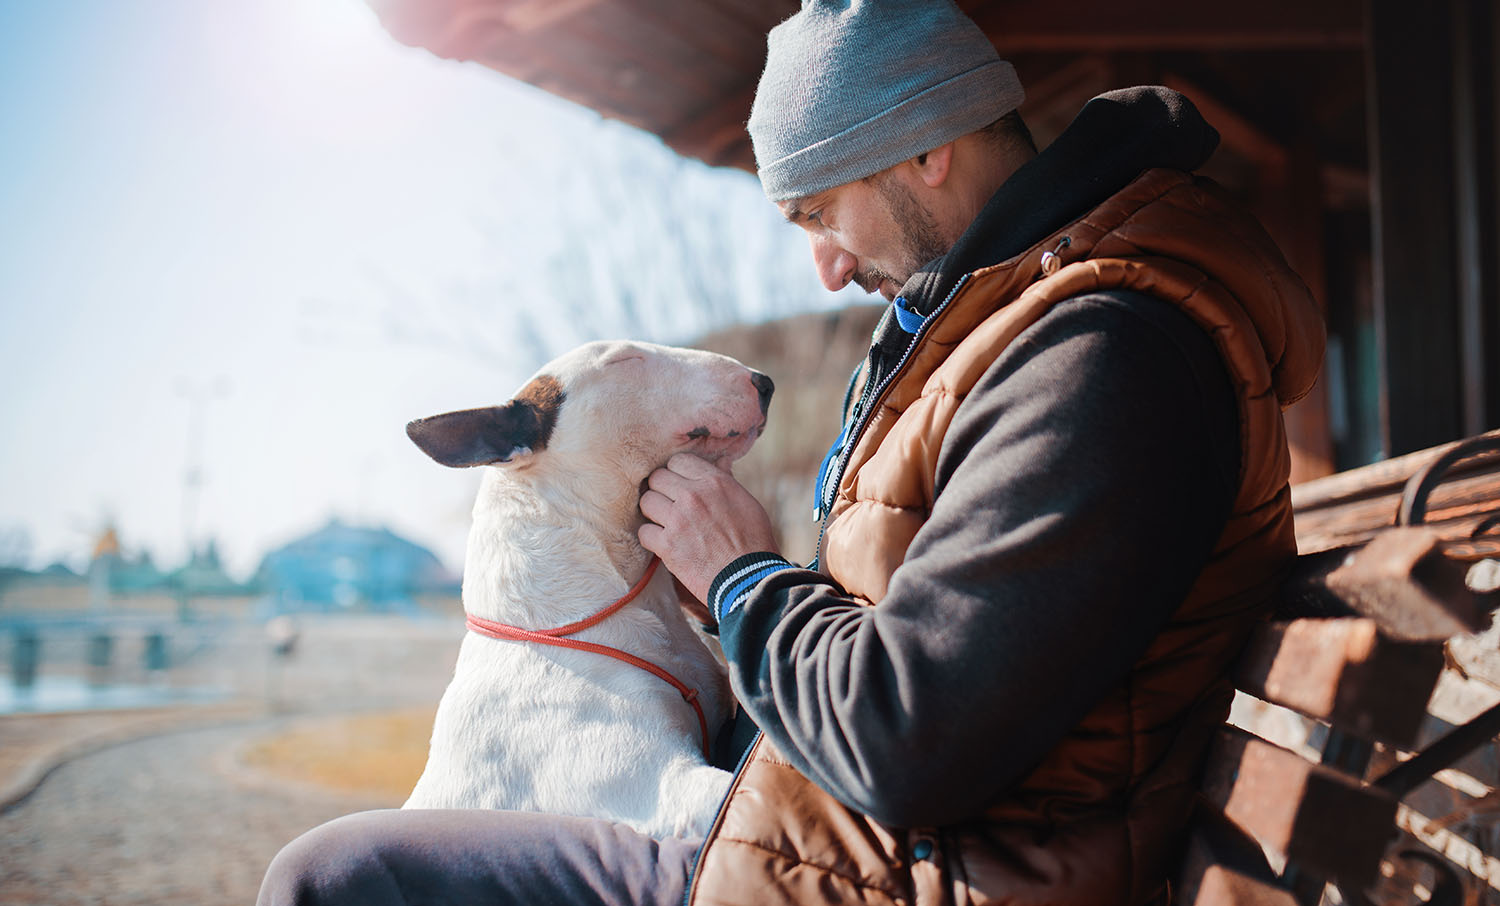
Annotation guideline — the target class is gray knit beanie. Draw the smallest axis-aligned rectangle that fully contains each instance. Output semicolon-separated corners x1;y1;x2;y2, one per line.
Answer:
748;0;1025;202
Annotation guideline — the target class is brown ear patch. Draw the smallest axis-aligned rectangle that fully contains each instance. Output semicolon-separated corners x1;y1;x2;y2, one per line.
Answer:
405;375;566;469
515;375;564;451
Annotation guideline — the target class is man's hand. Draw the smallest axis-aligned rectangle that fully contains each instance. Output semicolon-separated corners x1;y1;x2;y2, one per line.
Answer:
639;453;779;606
669;574;715;628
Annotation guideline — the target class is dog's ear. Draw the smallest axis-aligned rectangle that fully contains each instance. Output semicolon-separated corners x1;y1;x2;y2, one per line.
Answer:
405;405;537;467
407;376;564;468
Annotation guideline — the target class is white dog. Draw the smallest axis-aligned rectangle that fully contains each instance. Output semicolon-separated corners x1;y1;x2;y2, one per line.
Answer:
402;340;773;840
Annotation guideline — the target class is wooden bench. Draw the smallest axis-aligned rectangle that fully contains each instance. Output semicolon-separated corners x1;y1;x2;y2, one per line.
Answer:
1178;430;1500;906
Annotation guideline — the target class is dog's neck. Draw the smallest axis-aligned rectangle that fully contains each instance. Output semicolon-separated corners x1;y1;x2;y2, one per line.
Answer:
461;467;663;628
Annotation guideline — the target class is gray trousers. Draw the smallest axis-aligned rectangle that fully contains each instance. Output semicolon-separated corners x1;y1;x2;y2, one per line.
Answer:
256;809;699;906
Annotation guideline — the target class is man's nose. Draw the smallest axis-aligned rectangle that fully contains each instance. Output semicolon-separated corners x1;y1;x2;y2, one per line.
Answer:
810;234;856;292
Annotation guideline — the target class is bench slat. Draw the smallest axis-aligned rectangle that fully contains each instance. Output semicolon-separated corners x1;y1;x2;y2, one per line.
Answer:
1233;617;1444;747
1202;726;1397;887
1290;427;1500;554
1275;527;1492;640
1176;798;1289;904
1183;866;1299;906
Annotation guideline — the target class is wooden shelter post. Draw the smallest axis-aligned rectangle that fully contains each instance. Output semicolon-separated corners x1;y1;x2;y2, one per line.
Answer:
1365;0;1463;457
1450;0;1500;436
1366;0;1500;455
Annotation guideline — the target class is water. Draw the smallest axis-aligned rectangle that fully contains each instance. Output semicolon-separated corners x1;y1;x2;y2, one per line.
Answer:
0;676;226;714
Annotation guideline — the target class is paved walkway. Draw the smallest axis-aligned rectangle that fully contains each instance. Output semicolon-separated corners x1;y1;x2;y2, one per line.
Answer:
0;616;461;904
0;714;392;906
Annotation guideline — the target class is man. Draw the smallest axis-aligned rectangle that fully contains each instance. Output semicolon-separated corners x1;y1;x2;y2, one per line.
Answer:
638;1;1323;903
259;1;1323;903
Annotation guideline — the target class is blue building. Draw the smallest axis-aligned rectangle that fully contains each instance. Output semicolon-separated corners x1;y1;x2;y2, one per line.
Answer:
255;519;457;614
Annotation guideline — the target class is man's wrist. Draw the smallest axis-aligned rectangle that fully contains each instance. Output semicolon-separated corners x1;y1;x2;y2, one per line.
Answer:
707;553;797;624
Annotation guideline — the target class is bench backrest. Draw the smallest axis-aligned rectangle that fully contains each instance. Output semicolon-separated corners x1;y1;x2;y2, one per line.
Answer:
1177;431;1500;906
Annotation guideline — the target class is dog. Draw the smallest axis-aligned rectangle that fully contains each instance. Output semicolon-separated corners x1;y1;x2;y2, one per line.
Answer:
402;340;773;840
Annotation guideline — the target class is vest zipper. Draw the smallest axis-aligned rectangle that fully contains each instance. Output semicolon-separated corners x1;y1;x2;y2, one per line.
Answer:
811;275;973;559
682;728;763;906
685;277;973;903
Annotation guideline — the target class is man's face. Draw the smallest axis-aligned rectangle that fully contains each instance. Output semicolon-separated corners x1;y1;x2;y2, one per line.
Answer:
778;169;949;302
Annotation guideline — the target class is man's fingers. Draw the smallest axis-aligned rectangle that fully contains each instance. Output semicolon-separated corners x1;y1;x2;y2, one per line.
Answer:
639;489;674;525
645;466;690;499
638;521;664;553
666;452;723;480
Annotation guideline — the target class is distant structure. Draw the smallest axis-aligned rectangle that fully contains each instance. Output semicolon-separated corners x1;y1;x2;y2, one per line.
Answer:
0;525;247;615
0;561;86;612
89;526;177;597
169;540;245;598
254;518;457;615
89;526;121;610
0;521;455;617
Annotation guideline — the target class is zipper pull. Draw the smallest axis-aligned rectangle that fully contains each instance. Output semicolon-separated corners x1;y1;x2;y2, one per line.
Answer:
1039;235;1072;277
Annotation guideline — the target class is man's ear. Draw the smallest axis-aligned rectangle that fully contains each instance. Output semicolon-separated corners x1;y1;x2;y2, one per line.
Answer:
912;142;954;189
406;377;564;468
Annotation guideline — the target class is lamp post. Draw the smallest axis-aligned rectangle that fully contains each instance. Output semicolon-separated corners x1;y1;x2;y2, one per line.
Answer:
175;376;230;620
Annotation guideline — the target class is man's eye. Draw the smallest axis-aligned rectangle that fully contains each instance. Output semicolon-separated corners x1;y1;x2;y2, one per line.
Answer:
807;210;824;225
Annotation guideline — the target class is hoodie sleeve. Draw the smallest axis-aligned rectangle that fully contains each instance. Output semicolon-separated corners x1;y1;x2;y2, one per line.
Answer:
709;290;1241;828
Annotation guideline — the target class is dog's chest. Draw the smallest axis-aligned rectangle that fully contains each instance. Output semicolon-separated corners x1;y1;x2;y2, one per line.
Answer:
409;637;716;816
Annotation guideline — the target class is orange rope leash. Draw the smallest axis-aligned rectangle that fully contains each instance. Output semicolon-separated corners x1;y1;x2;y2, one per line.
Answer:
464;557;712;761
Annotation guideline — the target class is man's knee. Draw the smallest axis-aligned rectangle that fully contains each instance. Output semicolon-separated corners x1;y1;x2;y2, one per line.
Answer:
258;811;404;906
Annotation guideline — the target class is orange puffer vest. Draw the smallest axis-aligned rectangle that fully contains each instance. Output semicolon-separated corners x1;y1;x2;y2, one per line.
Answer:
687;169;1324;906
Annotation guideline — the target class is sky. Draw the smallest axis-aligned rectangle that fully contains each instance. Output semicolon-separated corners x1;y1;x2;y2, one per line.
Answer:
0;0;858;577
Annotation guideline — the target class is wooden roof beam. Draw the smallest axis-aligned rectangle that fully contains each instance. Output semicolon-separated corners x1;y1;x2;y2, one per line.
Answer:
964;0;1363;51
660;84;757;163
1160;74;1288;171
501;0;605;33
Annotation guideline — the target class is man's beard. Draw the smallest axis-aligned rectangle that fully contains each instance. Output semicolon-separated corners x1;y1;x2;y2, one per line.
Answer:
852;174;951;295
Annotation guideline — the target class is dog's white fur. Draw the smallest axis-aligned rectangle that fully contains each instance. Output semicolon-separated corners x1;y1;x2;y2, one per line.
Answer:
403;340;770;840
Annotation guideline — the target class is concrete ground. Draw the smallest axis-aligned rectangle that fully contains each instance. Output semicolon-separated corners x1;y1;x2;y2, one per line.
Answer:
0;615;462;906
0;710;392;906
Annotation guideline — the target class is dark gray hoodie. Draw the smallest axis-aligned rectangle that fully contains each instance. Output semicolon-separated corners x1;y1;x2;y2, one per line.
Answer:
705;87;1242;828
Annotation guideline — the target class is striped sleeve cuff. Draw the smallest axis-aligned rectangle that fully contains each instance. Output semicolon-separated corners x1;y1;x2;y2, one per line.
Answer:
708;553;798;623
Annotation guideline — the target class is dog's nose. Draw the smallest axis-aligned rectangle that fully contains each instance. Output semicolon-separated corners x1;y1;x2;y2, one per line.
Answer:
750;371;774;412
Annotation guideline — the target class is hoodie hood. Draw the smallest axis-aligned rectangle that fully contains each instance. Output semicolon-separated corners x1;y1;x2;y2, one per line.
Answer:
900;86;1221;314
